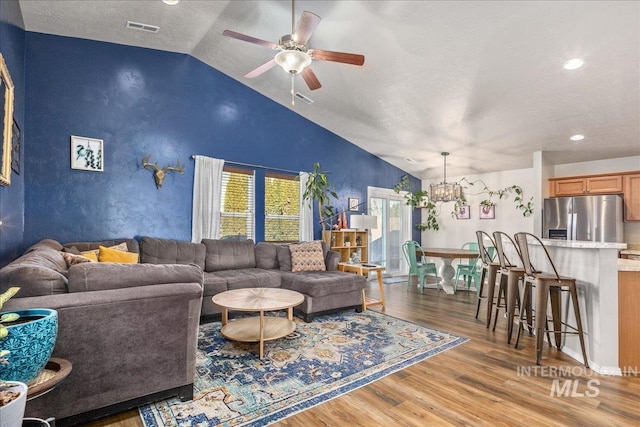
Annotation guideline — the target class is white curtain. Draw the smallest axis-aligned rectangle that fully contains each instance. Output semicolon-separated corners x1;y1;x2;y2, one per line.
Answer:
192;155;225;242
299;171;313;241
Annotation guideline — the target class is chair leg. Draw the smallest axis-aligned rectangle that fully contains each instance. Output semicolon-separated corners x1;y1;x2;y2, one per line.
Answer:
549;286;563;348
515;282;530;349
475;268;487;319
492;273;507;332
406;274;411;292
569;284;589;368
485;266;498;328
418;272;426;293
535;281;549;365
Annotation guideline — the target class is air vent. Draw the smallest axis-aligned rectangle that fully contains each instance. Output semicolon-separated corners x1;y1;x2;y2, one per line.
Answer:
126;20;160;33
294;92;314;104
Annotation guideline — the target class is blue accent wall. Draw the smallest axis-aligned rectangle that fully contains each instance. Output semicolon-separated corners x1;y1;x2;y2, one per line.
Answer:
0;1;26;267
3;31;421;262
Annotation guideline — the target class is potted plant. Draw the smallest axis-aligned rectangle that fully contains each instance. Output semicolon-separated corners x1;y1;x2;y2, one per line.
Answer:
0;287;58;386
0;287;28;426
344;236;351;247
303;162;339;230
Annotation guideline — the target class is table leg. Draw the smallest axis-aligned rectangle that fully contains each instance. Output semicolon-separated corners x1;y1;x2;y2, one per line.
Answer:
287;306;293;321
376;270;385;310
259;311;265;359
221;308;228;326
439;258;456;294
362;289;367;312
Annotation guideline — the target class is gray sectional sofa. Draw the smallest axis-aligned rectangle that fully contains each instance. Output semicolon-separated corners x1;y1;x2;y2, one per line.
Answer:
0;236;367;425
0;239;203;425
138;236;367;322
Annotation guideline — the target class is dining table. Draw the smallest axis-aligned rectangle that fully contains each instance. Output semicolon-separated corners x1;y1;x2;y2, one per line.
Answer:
418;247;479;294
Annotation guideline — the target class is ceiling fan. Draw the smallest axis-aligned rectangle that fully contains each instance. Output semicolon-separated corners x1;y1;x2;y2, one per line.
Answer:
222;0;365;105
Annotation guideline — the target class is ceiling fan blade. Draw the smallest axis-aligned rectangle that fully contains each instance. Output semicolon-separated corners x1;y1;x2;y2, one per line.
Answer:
222;30;278;49
310;49;365;66
244;59;277;78
301;67;322;90
293;11;321;45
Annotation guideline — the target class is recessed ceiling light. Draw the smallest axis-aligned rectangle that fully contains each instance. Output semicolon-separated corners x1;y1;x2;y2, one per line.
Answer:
162;0;179;5
570;134;585;141
563;58;585;70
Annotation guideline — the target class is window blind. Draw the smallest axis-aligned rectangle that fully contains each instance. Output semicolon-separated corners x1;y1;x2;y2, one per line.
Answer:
265;172;300;242
220;167;255;240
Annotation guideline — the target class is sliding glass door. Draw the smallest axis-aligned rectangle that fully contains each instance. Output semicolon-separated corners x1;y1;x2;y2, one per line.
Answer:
368;187;411;275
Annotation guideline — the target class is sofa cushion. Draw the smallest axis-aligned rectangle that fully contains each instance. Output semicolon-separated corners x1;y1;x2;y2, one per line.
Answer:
202;239;256;272
202;273;228;296
63;239;140;254
209;268;281;290
66;262;203;292
98;246;139;263
276;245;292;271
289;241;326;272
0;243;68;297
255;242;279;270
61;252;96;267
140;236;206;270
280;271;366;297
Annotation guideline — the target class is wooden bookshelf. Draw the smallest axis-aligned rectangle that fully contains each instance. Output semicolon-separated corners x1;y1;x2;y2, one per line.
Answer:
322;229;368;263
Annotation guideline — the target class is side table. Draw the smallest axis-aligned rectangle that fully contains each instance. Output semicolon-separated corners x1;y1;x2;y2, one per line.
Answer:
338;263;386;311
26;358;72;427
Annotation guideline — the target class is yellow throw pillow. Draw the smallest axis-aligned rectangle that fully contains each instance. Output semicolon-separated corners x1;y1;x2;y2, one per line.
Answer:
80;250;99;262
98;245;139;263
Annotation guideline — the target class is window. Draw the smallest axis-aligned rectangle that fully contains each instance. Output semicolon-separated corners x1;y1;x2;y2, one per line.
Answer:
220;167;254;240
265;173;300;242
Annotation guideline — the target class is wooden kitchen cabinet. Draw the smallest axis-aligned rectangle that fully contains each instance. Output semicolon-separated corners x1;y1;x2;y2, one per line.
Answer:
624;173;640;221
550;174;623;196
618;270;640;370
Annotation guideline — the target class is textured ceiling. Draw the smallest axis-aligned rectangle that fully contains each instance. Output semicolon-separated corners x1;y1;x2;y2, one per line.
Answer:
17;0;640;179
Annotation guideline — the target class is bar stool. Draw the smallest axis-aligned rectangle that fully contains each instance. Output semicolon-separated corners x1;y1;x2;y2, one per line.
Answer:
474;231;499;321
492;231;526;344
513;232;589;368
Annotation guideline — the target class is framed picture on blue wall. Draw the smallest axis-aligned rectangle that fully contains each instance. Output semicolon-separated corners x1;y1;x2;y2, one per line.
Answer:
71;135;103;171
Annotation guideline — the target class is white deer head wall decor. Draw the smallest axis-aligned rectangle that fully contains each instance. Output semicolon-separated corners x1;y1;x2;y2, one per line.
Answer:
142;154;185;189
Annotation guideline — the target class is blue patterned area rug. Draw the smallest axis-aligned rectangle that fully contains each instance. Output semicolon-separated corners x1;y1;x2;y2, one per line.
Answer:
139;310;467;427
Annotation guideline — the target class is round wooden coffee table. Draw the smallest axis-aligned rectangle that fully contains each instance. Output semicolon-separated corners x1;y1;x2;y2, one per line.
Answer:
212;288;304;359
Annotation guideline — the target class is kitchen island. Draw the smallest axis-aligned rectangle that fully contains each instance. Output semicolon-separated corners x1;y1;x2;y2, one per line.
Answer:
506;239;628;374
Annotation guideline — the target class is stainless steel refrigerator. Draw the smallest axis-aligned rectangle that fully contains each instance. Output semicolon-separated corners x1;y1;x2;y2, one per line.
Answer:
543;195;624;243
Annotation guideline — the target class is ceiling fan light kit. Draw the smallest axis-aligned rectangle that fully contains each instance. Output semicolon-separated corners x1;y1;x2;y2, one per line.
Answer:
222;1;365;105
275;50;311;74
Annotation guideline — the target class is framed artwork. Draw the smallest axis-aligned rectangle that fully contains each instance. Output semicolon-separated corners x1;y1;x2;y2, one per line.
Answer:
0;53;15;186
456;205;470;219
11;119;20;175
71;135;103;171
480;204;495;219
348;197;360;211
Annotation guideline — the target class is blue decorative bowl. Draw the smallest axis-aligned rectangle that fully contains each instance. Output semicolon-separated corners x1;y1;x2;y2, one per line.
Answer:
0;309;58;384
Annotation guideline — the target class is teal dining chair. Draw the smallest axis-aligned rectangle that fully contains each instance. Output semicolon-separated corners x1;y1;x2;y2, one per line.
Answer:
402;241;439;293
453;242;480;292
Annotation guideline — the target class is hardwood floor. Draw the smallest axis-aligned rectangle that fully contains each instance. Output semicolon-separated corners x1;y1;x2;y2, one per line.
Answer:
87;279;640;427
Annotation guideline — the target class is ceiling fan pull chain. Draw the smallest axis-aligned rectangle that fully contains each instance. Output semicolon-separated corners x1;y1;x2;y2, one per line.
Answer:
291;74;295;106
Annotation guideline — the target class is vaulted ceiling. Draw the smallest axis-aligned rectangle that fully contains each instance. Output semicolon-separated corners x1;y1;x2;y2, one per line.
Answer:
17;0;640;179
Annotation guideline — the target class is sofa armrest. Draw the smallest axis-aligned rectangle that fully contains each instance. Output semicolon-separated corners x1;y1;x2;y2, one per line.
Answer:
5;283;203;421
66;262;203;292
325;250;340;271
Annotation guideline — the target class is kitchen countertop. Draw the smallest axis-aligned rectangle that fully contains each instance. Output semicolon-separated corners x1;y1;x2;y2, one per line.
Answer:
618;258;640;272
537;239;627;250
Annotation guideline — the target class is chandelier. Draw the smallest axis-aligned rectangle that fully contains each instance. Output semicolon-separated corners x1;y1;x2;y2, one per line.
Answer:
429;152;462;202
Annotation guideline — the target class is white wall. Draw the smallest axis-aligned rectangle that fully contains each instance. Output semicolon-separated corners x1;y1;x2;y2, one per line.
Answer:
554;156;640;176
421;168;535;248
